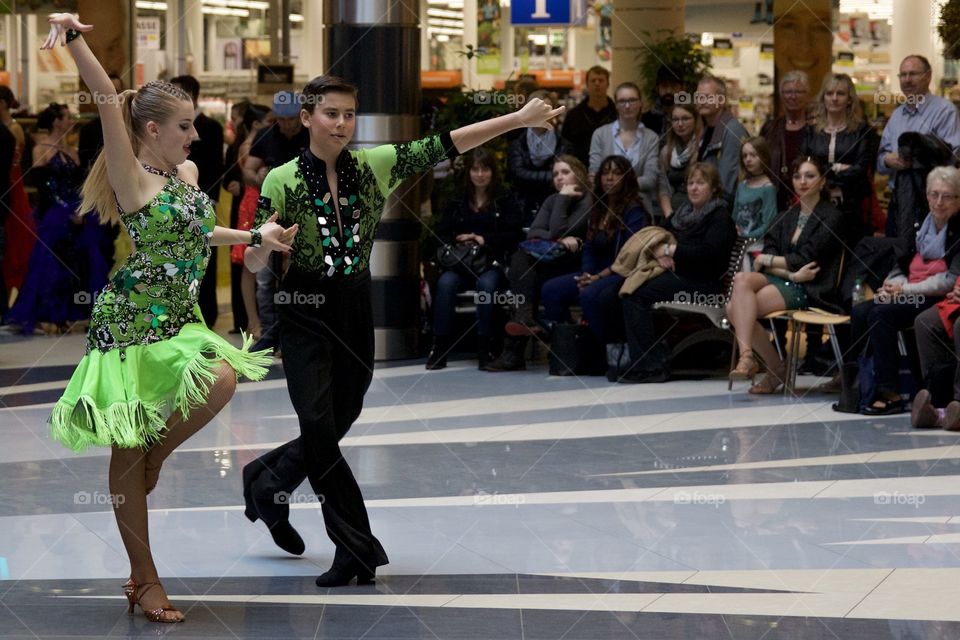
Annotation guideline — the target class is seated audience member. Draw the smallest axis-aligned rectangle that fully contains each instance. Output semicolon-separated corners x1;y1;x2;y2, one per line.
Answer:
540;155;648;340
509;89;563;223
484;155;593;371
726;156;844;394
589;82;660;215
848;166;960;415
657;103;701;219
427;148;524;370
913;273;960;429
616;161;736;383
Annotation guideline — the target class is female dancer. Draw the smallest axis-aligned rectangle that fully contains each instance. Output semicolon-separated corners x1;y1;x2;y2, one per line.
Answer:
242;74;563;586
43;13;297;623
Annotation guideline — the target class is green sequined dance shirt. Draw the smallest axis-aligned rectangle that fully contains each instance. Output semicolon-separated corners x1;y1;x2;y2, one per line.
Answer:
254;132;459;277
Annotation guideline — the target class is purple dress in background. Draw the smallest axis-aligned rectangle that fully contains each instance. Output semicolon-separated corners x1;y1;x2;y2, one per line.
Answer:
5;151;108;332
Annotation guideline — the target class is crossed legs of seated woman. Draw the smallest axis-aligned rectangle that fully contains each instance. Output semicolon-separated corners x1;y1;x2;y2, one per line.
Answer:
427;267;505;370
725;271;791;393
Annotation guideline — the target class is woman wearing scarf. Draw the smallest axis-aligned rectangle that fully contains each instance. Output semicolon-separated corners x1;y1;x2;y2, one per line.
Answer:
508;89;562;223
657;103;701;218
853;166;960;415
616;162;735;382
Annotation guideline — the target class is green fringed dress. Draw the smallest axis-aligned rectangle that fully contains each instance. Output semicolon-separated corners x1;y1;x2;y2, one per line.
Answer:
50;172;272;452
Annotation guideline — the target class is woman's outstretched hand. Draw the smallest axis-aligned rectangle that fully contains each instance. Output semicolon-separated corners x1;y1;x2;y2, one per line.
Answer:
516;98;565;130
257;213;299;254
42;13;92;49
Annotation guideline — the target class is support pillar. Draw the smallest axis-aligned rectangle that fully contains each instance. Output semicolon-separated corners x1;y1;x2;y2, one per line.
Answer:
611;0;684;96
324;1;423;360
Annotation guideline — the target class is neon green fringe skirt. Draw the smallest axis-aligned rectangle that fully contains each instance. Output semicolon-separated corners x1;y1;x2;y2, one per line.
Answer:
49;323;272;452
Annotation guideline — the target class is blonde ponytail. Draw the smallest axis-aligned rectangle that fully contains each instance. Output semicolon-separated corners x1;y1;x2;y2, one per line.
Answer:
79;82;191;225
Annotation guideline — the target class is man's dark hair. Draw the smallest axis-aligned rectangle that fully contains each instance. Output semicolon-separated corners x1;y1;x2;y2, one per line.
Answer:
301;75;358;113
585;65;610;82
169;74;201;104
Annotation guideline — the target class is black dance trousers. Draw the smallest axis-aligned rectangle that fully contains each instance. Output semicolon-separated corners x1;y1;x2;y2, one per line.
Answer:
249;269;388;568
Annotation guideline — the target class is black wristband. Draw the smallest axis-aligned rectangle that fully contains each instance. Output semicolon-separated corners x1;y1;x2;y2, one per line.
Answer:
249;228;262;247
65;28;81;43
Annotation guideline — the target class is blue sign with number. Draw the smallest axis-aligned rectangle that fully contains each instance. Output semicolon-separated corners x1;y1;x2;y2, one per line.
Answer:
511;0;571;26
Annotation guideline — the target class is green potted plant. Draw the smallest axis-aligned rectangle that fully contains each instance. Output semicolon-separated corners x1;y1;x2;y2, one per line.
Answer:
939;0;960;60
636;30;712;99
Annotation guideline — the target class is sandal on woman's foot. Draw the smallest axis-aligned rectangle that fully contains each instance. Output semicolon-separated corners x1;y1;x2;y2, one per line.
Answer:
729;350;759;381
862;396;905;416
124;579;184;623
749;364;786;395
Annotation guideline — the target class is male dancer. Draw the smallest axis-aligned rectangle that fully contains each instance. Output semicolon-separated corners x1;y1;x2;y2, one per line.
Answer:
243;75;562;586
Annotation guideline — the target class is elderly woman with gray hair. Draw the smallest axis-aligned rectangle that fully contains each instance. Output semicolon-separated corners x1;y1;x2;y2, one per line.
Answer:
760;70;813;210
846;166;960;416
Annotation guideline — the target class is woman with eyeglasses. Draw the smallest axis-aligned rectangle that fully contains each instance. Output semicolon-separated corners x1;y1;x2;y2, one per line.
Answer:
760;70;812;211
800;73;879;240
843;166;960;415
588;82;660;216
657;103;701;218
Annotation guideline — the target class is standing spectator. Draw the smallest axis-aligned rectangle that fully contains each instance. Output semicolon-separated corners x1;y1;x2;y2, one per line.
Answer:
508;89;563;223
77;75;123;287
697;75;750;207
229;105;274;341
589;82;660;215
427;148;524;370
878;55;960;251
170;75;224;329
732;136;778;244
224;100;252;335
641;66;685;139
0;86;35;304
802;72;879;241
6;104;107;334
657;103;702;218
0;114;11;314
760;71;812;210
244;90;310;353
78;73;124;171
560;65;617;166
541;155;647;341
617;162;736;383
484;155;592;371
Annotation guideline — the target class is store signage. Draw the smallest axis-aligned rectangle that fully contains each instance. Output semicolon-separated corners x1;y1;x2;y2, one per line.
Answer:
137;17;160;51
511;0;571;26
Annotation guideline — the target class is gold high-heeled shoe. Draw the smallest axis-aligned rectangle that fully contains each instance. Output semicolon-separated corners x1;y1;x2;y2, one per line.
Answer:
123;577;184;623
729;350;760;381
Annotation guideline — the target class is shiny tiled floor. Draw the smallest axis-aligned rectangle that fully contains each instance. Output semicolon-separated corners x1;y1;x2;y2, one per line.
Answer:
3;331;960;638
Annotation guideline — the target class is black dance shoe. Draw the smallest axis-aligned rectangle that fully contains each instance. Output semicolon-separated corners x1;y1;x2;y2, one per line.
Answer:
315;558;376;587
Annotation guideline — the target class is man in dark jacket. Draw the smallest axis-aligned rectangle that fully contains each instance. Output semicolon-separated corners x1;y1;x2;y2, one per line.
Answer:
560;66;616;166
170;75;225;328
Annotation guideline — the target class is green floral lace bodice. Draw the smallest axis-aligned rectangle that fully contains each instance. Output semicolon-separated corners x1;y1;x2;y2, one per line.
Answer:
87;176;214;355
